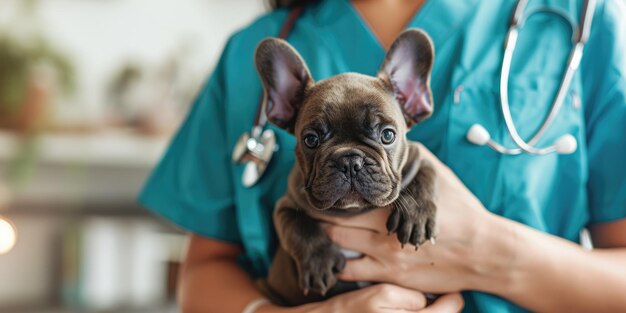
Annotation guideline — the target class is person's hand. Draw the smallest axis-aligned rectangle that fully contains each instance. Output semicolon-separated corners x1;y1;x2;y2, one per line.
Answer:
313;284;463;312
259;284;463;313
320;143;506;293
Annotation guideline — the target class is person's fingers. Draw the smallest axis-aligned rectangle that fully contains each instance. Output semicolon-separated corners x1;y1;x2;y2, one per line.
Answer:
336;256;382;282
371;284;428;311
326;224;386;255
418;293;464;313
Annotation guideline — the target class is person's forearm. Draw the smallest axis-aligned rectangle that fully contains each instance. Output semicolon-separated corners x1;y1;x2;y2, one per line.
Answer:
180;258;318;313
471;214;626;312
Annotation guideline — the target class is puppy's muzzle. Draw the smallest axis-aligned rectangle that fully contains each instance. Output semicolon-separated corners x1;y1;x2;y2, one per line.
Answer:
335;153;365;179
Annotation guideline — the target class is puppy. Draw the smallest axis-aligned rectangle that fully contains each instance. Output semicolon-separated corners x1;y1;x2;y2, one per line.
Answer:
255;29;437;306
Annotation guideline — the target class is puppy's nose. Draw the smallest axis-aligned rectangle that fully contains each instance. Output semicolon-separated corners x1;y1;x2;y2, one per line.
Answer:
338;155;364;176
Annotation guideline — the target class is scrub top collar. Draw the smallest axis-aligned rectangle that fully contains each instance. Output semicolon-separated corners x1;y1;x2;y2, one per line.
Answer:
311;0;480;76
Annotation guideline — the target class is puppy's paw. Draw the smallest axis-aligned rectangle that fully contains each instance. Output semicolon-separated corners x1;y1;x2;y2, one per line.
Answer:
297;245;346;296
386;201;436;249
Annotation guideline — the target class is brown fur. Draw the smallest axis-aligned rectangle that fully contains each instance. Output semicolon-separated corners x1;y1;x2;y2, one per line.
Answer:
254;29;438;306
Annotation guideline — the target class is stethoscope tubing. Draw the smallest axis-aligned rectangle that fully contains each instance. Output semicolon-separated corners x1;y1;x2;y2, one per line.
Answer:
491;0;596;155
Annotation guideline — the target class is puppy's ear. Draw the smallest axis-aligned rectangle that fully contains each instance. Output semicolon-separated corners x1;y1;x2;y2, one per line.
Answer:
255;38;313;132
379;29;434;127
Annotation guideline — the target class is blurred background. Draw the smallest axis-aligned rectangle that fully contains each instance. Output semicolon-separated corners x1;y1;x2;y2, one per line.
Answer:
0;0;265;312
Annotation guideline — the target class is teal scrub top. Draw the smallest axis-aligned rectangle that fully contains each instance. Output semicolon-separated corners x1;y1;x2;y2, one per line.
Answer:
139;0;626;312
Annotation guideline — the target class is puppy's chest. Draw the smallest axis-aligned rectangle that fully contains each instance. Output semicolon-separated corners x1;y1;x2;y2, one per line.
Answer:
305;204;386;218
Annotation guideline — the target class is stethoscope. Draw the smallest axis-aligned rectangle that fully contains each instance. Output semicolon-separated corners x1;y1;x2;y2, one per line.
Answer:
232;7;303;187
234;0;597;187
466;0;596;155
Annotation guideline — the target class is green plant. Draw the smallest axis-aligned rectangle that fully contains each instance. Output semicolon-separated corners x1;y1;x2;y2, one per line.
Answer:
0;1;75;187
0;34;75;114
0;34;75;186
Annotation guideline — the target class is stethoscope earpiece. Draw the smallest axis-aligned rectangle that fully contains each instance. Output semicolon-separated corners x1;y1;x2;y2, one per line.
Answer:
466;124;491;146
553;134;577;155
466;124;577;155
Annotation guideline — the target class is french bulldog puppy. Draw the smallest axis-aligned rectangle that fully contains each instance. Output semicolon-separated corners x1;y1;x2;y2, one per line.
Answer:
255;29;437;306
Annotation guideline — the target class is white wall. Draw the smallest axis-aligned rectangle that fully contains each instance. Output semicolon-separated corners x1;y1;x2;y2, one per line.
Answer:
0;0;265;123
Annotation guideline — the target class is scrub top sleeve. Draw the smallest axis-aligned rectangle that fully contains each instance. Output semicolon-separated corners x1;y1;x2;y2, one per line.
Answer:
139;38;240;243
582;0;626;224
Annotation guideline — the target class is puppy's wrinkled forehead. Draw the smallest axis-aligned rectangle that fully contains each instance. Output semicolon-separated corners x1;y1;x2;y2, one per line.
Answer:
296;73;405;132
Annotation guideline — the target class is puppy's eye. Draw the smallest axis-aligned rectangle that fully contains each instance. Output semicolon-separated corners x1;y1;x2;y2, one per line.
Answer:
381;129;396;145
303;134;320;149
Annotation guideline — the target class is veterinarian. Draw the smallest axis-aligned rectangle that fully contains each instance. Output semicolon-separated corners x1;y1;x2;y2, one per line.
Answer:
139;0;626;312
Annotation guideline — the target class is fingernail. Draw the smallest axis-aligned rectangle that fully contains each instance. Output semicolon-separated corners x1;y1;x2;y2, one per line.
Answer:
430;237;436;245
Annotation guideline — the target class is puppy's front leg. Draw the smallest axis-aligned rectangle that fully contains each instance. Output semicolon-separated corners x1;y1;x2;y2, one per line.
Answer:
274;202;346;296
387;159;437;249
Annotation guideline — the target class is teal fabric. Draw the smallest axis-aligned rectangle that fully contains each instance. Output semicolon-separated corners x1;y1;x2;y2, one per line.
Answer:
138;0;626;312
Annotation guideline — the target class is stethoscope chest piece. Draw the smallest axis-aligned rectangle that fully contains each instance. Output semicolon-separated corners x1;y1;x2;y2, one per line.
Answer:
232;127;277;187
